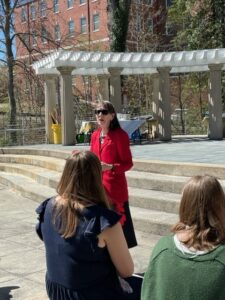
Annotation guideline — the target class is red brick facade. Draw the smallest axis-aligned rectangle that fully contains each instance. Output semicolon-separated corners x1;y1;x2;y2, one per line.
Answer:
15;0;110;59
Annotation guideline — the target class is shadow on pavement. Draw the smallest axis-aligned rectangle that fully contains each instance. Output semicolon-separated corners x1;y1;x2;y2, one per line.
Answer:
0;286;20;299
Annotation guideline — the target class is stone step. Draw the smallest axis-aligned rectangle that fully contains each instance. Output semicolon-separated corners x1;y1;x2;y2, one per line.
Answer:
127;170;189;193
0;154;65;172
133;159;225;178
130;206;178;236
0;171;177;237
0;172;55;203
129;187;180;214
0;146;71;159
0;163;180;214
0;154;188;195
2;147;225;178
0;163;60;189
130;231;162;273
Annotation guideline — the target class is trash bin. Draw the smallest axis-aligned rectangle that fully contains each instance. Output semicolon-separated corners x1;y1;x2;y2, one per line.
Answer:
51;124;62;144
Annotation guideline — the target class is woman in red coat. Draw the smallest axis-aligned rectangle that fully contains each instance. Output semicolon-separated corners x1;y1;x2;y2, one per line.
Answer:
90;101;137;248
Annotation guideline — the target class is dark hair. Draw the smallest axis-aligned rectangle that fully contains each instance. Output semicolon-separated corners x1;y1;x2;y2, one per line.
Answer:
54;150;110;238
97;101;121;130
172;175;225;250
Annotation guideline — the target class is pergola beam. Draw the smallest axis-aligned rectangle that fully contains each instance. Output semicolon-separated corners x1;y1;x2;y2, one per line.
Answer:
32;48;225;145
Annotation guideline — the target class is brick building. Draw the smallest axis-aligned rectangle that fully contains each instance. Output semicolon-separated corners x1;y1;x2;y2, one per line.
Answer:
15;0;109;59
14;0;174;104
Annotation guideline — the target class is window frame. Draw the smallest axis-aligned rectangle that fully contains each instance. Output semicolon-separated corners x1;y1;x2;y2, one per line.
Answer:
80;0;86;5
30;4;36;20
54;24;61;41
32;30;37;46
21;7;27;23
93;13;100;31
41;26;48;43
53;0;59;13
68;19;75;35
40;0;47;18
80;16;87;33
67;0;74;8
147;17;153;33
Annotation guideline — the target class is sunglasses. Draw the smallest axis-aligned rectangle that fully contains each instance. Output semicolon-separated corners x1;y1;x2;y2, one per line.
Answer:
94;109;109;115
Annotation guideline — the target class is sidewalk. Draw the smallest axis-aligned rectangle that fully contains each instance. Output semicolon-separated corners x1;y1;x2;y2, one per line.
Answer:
0;184;48;300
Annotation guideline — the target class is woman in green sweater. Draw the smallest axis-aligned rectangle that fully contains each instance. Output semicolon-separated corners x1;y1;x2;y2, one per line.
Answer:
141;175;225;300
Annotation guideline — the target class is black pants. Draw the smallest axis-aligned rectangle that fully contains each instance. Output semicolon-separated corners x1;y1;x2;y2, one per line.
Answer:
122;201;137;248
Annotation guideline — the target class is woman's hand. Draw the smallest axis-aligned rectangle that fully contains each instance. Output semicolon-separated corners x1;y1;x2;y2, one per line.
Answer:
101;162;114;171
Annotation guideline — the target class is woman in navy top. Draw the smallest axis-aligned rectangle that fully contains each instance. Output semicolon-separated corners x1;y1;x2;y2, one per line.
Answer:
36;150;139;300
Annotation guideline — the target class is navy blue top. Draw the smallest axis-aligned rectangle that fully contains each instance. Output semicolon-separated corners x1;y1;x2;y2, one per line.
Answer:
36;197;127;300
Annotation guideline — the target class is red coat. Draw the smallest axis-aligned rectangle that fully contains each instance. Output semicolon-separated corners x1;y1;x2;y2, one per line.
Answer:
90;128;133;208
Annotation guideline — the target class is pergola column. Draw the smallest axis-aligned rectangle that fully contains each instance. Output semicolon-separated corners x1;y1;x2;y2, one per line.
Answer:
157;67;172;141
97;74;110;101
152;74;160;137
108;67;123;112
57;67;75;145
43;75;57;143
208;64;223;140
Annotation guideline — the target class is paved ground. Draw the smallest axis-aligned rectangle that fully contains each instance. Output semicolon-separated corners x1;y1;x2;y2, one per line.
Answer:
24;136;225;165
0;184;48;300
1;137;225;299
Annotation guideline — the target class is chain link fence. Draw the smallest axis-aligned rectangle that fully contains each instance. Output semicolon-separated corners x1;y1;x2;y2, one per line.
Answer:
0;113;46;147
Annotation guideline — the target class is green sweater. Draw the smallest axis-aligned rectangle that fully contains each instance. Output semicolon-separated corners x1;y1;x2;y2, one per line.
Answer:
141;235;225;300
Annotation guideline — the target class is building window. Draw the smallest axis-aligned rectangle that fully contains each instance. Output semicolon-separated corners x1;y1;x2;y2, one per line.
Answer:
166;0;172;7
53;0;59;13
30;4;36;20
80;17;87;33
40;0;47;17
21;33;29;46
93;13;99;31
80;0;86;4
32;30;37;46
68;20;75;34
41;26;48;43
136;15;141;31
67;0;74;8
147;17;153;33
54;24;61;40
21;7;27;22
165;21;175;35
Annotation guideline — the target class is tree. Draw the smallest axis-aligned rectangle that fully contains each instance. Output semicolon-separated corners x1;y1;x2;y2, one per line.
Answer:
0;0;19;141
169;0;225;50
108;0;131;51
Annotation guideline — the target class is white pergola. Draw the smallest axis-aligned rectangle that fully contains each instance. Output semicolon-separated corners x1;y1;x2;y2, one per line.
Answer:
32;48;225;145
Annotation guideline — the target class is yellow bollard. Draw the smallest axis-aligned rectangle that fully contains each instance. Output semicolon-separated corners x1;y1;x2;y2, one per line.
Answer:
51;124;62;144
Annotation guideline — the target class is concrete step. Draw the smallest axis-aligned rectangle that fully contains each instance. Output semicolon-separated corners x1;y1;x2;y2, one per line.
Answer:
0;154;65;172
2;147;225;178
0;163;180;214
0;147;71;159
130;231;162;273
127;170;189;193
0;172;56;202
129;187;180;214
0;163;60;189
133;159;225;178
130;206;178;236
0;171;177;237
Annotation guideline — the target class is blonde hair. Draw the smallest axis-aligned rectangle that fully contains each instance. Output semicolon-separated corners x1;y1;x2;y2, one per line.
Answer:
172;175;225;250
53;150;110;238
